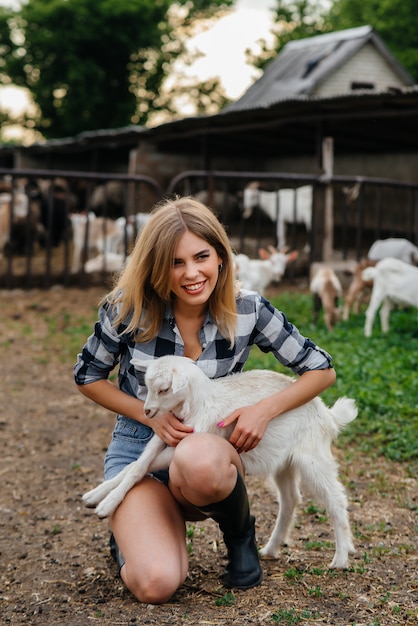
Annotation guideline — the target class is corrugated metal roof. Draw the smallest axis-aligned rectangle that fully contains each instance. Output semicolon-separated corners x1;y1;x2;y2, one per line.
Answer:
225;25;415;113
21;125;146;152
10;87;418;159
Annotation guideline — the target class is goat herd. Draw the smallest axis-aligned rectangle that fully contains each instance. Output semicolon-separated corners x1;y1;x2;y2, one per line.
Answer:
309;237;418;337
1;177;418;338
234;235;418;338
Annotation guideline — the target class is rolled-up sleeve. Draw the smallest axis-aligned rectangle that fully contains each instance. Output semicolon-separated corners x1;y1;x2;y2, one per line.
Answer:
239;293;334;374
74;303;124;385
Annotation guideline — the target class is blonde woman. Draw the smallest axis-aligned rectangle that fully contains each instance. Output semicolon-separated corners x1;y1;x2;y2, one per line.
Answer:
75;197;335;604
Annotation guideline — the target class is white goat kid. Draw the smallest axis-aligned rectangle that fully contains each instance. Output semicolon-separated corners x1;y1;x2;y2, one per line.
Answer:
83;355;357;569
242;181;313;251
362;257;418;336
233;247;298;296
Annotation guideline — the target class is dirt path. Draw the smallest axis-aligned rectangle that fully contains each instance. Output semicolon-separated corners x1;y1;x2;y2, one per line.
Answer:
0;287;416;625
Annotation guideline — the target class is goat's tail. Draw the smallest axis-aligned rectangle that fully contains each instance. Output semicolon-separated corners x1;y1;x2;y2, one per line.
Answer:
362;266;377;282
330;397;358;430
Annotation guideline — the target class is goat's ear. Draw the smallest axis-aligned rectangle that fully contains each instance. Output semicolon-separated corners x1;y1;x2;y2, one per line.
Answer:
286;250;299;263
171;368;188;394
258;248;270;260
130;357;150;371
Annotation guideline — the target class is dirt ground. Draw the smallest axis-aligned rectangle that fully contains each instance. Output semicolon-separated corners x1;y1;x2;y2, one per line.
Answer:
0;286;416;626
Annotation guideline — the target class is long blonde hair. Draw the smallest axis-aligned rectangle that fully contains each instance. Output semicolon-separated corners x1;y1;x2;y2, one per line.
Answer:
105;196;238;346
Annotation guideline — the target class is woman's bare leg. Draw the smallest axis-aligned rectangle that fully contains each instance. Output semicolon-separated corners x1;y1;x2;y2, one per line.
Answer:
110;475;189;604
169;433;244;507
169;433;262;590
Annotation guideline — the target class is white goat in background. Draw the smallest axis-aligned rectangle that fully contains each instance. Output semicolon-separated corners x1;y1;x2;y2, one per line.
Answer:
233;246;298;296
84;252;130;274
343;238;418;321
70;211;150;273
310;265;342;331
362;257;418;336
83;355;357;569
242;181;313;251
83;212;150;273
70;213;126;273
368;238;418;265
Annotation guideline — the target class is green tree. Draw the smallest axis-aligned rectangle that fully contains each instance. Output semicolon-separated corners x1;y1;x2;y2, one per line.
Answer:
326;0;418;81
247;0;329;71
0;0;233;139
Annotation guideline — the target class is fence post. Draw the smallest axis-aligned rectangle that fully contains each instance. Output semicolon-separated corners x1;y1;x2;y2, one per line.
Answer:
322;137;334;261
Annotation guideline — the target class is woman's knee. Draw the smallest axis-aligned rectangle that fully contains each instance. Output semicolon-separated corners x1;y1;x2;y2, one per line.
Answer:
110;477;189;603
171;433;240;499
122;560;187;604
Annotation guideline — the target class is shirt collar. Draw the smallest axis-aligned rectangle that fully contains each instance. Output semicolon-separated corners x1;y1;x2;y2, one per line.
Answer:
164;303;213;327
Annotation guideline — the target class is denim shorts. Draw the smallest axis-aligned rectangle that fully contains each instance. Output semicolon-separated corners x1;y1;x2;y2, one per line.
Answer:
104;415;169;485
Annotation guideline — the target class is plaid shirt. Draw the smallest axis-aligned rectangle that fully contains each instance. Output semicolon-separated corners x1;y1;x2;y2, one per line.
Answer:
74;290;333;408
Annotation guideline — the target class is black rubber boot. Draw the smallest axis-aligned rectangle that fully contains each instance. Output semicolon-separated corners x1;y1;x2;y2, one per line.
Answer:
197;472;263;590
109;533;125;574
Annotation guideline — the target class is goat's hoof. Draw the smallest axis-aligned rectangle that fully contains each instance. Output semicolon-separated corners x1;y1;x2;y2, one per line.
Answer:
82;492;100;508
259;547;279;559
82;499;97;509
94;500;115;519
329;557;348;569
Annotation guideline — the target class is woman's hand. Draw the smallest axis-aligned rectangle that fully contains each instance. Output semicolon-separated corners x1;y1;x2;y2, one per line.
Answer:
218;403;269;454
217;368;336;454
150;411;194;447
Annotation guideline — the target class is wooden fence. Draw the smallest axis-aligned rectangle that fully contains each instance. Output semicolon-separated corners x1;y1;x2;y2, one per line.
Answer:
1;167;417;289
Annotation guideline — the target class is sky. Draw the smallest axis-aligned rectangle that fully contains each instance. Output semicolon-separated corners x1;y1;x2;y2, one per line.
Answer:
0;0;277;139
181;0;276;99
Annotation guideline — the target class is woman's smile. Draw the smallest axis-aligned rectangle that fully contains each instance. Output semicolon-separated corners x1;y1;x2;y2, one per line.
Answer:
182;280;206;293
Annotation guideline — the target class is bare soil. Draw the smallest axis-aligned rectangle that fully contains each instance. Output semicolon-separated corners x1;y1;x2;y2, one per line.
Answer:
0;286;416;626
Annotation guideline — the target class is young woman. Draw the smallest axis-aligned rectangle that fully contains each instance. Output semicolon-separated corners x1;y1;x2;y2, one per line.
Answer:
74;196;335;604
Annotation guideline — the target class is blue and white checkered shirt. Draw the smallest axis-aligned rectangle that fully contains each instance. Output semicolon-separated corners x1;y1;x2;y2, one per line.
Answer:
74;289;333;409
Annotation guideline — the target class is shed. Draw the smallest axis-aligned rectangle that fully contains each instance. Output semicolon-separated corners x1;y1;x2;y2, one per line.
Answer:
226;25;414;112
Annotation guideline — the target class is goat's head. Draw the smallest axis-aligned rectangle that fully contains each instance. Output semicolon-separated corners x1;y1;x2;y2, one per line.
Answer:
130;356;193;419
242;181;261;218
259;246;298;282
232;252;250;277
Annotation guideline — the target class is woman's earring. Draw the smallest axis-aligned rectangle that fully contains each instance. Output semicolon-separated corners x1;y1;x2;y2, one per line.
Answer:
218;263;223;272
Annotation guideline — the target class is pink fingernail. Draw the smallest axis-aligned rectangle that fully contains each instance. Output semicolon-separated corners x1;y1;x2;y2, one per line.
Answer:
217;421;224;428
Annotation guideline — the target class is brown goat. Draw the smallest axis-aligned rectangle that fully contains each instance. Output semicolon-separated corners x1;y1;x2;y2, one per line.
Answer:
342;258;377;321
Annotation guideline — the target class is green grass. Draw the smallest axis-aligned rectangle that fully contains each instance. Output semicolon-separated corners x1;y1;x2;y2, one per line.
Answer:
47;311;99;362
244;292;418;465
